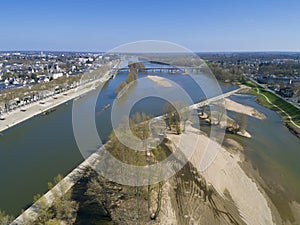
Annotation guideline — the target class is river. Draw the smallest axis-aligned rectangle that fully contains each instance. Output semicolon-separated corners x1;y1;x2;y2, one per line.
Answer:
0;65;299;220
227;94;300;220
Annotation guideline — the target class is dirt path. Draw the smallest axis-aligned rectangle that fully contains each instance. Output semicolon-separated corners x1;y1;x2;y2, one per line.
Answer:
256;88;300;129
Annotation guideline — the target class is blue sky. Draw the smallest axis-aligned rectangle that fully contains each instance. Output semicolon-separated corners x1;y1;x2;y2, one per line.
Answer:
1;0;300;52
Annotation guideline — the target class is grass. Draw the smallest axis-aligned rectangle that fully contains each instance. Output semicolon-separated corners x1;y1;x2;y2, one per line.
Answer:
256;89;300;125
243;79;300;134
249;87;300;133
151;140;172;162
243;80;260;88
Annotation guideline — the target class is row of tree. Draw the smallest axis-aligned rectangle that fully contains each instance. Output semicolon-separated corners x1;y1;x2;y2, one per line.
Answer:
0;174;79;225
0;66;110;113
115;62;145;95
26;106;186;224
85;112;166;223
208;63;245;83
29;174;78;225
258;62;300;76
0;210;13;225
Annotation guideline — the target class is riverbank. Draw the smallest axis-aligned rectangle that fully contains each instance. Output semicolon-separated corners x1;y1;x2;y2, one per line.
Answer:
225;97;266;120
0;73;111;133
9;87;253;224
225;96;267;138
10;147;103;224
244;80;300;138
166;122;280;225
7;78;288;223
147;75;172;87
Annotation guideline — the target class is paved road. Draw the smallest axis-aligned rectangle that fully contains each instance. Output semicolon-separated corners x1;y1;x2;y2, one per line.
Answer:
0;73;111;133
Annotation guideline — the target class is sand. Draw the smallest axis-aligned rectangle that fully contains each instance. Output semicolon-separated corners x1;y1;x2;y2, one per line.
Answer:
225;97;266;120
289;201;300;224
154;181;177;225
166;122;275;225
237;130;252;138
147;75;172;87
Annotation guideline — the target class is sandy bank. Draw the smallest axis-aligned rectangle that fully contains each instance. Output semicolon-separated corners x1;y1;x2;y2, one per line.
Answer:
166;122;275;225
289;201;300;224
237;130;252;138
147;75;172;87
225;97;266;120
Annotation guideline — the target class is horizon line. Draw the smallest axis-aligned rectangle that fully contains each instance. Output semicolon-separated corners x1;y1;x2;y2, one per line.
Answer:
1;50;300;54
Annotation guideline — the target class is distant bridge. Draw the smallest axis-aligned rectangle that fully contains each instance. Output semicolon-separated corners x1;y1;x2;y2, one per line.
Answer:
117;67;203;73
110;66;205;79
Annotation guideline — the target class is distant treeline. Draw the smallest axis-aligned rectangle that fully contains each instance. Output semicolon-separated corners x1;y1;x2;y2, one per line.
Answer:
258;62;300;76
208;63;245;82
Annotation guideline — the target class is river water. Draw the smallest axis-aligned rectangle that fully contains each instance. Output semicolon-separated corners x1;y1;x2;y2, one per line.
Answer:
0;67;299;219
227;94;300;220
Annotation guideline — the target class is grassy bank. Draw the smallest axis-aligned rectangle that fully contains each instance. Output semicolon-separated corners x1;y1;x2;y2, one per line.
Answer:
243;80;300;136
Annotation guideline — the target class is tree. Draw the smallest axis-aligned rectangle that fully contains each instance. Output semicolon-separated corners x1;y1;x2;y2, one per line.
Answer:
0;210;13;225
175;123;181;134
45;219;61;225
130;112;152;141
150;182;163;220
164;101;187;134
86;112;163;223
116;81;127;95
164;102;174;130
115;62;145;95
235;114;247;132
30;73;38;82
33;194;53;225
48;174;78;225
86;176;112;216
295;83;300;102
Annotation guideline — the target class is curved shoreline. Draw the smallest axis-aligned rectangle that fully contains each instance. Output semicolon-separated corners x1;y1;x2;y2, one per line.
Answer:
225;97;266;120
147;75;172;87
166;123;276;225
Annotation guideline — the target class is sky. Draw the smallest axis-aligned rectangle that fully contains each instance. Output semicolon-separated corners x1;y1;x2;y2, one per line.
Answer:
1;0;300;52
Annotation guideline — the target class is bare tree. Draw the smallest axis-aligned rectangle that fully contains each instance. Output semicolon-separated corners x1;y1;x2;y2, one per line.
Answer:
234;114;247;132
32;194;54;225
0;210;13;225
48;174;79;225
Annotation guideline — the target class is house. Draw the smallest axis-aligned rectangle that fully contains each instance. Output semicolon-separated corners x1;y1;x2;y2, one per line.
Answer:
52;73;63;80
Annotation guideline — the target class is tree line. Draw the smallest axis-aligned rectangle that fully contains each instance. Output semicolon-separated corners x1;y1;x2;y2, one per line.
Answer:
115;62;145;95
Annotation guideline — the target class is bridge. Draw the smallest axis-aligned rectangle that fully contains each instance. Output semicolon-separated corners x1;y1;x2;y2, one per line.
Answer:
191;87;246;109
110;66;205;79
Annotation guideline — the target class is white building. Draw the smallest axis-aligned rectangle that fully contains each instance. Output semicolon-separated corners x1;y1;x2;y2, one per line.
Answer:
52;73;63;80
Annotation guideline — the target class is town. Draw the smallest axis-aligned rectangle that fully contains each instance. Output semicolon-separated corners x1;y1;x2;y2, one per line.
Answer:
200;52;300;107
0;52;119;115
1;52;300;116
